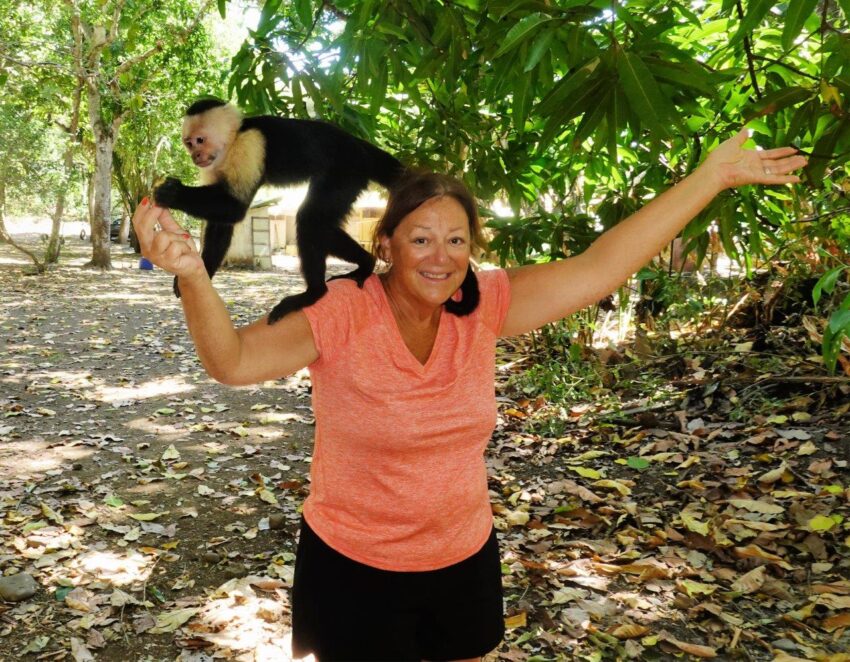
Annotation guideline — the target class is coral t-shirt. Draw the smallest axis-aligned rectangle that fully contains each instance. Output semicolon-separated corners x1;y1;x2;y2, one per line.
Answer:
301;269;511;571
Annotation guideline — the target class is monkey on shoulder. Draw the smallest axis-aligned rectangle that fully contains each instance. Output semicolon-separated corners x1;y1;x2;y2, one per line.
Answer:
154;98;403;323
154;98;480;323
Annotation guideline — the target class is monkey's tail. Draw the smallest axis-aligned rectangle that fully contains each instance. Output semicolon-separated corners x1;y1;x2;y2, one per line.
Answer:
366;143;406;189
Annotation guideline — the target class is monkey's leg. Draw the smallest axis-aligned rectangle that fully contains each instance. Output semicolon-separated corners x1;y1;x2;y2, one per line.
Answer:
325;226;375;287
268;175;365;324
175;224;235;298
268;223;328;323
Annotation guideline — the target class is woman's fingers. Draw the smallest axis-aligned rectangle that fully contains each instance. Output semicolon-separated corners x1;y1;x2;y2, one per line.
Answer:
761;154;808;176
131;200;164;250
759;146;800;159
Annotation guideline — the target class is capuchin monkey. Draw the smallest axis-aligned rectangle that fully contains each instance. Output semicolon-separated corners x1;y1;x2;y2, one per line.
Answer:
154;97;480;323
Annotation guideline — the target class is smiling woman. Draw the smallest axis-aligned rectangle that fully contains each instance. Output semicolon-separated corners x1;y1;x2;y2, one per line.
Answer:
132;128;807;661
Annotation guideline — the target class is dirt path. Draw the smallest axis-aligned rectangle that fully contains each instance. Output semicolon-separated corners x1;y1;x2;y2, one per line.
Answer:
2;234;849;661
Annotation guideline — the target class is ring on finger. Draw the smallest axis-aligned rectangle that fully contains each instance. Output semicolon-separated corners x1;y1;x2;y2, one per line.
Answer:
764;166;771;175
153;222;162;232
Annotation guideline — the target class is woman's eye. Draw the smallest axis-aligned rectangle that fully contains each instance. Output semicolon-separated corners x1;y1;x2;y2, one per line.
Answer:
413;237;427;244
450;237;465;245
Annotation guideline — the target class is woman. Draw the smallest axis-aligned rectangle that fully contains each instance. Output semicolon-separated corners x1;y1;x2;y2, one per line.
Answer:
132;129;805;661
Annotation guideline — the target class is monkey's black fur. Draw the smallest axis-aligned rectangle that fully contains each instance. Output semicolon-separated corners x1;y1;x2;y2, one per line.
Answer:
155;98;480;323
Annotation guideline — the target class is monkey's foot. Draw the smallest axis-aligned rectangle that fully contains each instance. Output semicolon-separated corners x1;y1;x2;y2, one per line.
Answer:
268;290;327;324
327;267;373;289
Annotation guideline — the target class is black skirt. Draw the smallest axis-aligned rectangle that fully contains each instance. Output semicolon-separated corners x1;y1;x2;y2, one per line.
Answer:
291;517;504;661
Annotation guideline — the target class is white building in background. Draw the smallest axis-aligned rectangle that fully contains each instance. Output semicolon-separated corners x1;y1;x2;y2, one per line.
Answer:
223;186;386;269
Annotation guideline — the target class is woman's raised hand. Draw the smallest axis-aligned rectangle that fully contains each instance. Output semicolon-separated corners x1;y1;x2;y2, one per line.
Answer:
132;199;206;282
701;128;808;190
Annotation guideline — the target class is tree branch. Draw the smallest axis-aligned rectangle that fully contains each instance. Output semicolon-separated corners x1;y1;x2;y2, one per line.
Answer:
111;0;215;82
734;0;762;98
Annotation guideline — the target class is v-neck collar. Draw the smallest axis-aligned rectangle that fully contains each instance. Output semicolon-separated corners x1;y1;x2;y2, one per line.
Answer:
372;275;447;372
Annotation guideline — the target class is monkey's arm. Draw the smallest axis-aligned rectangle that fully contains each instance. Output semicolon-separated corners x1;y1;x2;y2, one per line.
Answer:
154;178;249;225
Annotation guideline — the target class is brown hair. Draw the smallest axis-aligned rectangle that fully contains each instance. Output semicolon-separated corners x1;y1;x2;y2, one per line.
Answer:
371;169;484;260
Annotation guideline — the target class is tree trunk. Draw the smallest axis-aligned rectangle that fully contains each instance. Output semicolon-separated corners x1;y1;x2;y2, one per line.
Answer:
87;129;114;270
0;175;44;271
46;82;83;264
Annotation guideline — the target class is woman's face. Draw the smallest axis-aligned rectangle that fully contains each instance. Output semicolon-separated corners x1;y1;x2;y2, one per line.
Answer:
380;196;472;312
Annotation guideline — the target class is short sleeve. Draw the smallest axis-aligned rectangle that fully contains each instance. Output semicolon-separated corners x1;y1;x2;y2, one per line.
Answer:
475;268;511;336
302;279;360;363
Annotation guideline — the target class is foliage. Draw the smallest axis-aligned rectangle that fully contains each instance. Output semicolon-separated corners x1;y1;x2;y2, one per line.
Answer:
221;0;849;365
229;0;848;246
812;258;850;372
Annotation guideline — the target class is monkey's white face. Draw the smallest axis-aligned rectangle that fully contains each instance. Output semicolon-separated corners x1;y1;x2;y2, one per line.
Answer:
380;196;471;314
182;119;221;168
181;106;239;170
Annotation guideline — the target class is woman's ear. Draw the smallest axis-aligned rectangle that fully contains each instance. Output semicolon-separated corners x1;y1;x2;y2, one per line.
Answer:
378;234;392;263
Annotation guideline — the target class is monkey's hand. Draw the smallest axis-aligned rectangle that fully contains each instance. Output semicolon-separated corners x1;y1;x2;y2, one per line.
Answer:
153;177;185;208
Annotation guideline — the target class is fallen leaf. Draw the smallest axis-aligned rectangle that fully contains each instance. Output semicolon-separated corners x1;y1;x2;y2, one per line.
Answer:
679;579;717;597
731;566;767;594
70;637;95;662
161;444;180;461
149;607;198;634
808;515;837;532
660;632;717;658
129;512;168;521
733;544;793;570
505;612;527;629
681;511;710;535
823;612;850;632
593;479;631;496
570;466;603;480
611;623;650;639
727;499;784;514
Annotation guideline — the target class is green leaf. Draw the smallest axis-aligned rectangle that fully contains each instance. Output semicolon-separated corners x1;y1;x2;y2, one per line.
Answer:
808;515;837;532
813;266;846;305
524;29;555;72
294;0;313;29
616;51;676;139
782;0;818;51
627;456;650;471
105;494;124;508
494;13;555;59
731;0;779;44
217;0;227;18
744;86;812;120
837;0;850;23
828;309;850;334
807;119;850;181
55;586;73;602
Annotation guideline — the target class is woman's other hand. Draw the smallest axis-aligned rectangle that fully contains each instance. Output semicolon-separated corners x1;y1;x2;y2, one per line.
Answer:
132;199;206;283
700;128;808;191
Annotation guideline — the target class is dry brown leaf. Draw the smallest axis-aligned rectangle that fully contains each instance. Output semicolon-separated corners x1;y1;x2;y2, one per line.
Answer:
610;623;650;639
660;632;717;658
731;566;767;594
733;544;793;570
822;612;850;632
727;499;784;514
758;463;788;484
817;594;850;610
504;612;527;629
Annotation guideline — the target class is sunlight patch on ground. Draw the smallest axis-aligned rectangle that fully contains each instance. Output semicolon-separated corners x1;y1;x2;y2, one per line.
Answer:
93;376;196;404
68;549;155;587
0;438;92;476
181;575;313;661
